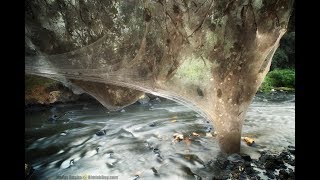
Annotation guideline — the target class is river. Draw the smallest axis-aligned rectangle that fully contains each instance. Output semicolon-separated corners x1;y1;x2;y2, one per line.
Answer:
25;92;295;179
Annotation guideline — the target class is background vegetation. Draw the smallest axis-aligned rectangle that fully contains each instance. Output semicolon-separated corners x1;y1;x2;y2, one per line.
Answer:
259;8;295;93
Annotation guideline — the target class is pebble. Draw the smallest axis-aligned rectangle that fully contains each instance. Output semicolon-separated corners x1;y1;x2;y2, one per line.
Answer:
96;129;107;136
149;122;156;127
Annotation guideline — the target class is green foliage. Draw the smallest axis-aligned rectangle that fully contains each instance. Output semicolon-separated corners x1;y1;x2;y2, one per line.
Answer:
259;76;274;92
271;48;289;70
270;32;295;70
268;69;295;87
259;69;295;92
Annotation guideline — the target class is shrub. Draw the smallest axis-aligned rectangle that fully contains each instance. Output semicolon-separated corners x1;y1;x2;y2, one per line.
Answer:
259;69;295;92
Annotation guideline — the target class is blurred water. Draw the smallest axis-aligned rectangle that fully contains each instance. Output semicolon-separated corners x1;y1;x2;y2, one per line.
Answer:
25;92;294;179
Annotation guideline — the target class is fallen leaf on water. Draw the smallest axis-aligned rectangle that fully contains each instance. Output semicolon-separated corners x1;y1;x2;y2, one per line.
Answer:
192;132;200;137
171;119;177;123
242;137;255;146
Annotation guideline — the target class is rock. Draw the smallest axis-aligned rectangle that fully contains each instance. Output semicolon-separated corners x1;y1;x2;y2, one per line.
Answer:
278;169;290;179
48;115;59;121
153;148;160;154
279;151;290;160
286;158;295;166
263;157;284;171
151;167;159;175
25;163;34;178
138;94;150;104
214;156;229;169
244;165;254;175
155;153;164;162
288;145;295;155
240;154;252;162
205;127;212;132
288;168;295;178
239;172;248;179
48;91;61;103
154;97;161;102
25;75;81;105
228;154;244;164
96;129;107;136
265;170;276;179
60;131;68;136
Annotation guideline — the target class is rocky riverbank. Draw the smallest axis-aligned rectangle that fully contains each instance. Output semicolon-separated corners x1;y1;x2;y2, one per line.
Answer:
25;145;295;179
210;146;295;179
25;75;169;108
25;75;82;106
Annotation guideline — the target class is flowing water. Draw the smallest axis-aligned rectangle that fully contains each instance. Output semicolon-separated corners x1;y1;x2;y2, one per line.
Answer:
25;92;295;180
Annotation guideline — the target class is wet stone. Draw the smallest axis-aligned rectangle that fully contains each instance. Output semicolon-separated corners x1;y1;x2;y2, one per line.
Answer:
279;151;290;160
288;146;295;155
60;131;68;136
48;115;59;121
240;154;252;162
265;170;276;179
286;158;295;166
156;153;164;162
215;156;229;169
244;161;251;168
153;148;160;154
151;167;159;175
25;163;35;178
278;169;290;179
149;122;156;127
95;129;107;136
264;161;278;171
244;166;254;175
239;172;248;180
228;154;244;164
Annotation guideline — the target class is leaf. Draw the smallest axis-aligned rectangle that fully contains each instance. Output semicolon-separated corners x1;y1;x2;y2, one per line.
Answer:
192;132;200;137
242;137;255;146
172;133;184;143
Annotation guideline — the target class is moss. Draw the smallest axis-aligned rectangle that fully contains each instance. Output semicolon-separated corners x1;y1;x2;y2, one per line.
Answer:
25;75;58;94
